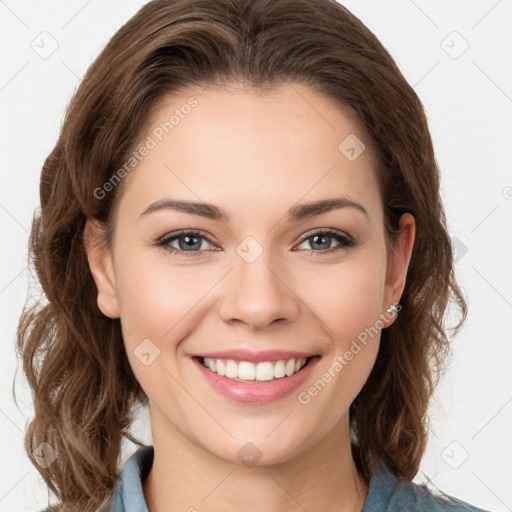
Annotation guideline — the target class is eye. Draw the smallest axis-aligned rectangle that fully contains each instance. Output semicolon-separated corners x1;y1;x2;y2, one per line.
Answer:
155;228;356;258
294;228;356;256
155;230;215;258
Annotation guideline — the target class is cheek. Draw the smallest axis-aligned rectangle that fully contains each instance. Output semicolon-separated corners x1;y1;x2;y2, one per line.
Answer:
299;246;388;344
114;247;213;351
115;250;219;404
294;249;387;417
298;245;387;395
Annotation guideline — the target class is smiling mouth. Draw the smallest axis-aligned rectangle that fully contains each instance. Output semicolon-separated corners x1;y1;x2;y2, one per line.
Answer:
194;355;318;383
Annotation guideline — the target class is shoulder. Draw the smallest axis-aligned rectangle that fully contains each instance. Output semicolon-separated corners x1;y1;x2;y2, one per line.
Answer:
363;464;493;512
396;479;491;511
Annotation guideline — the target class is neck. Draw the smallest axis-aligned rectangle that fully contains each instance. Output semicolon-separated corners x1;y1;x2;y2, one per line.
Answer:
143;407;369;512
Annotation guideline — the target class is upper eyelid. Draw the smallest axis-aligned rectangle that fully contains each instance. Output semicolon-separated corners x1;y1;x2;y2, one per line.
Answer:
297;227;352;242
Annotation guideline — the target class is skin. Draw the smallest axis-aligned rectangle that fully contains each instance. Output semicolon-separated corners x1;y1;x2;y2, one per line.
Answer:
85;82;415;512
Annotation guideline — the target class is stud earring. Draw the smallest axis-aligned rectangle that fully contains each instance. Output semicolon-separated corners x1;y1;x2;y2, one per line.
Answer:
386;302;400;314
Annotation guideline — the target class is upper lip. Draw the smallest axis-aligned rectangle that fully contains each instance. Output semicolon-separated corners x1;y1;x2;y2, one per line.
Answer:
194;349;319;363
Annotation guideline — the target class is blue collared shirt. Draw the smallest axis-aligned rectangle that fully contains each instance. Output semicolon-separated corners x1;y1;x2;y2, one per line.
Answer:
109;444;491;512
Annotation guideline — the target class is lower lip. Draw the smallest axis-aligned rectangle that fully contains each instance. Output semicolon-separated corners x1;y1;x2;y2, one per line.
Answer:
192;356;321;404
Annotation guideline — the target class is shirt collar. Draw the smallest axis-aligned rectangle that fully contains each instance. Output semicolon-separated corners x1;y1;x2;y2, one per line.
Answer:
110;444;154;512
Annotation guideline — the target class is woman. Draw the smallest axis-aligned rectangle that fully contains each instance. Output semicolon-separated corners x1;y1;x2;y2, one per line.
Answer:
17;0;492;511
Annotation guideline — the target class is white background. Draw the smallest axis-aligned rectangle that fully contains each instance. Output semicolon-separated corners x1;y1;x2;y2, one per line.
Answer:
1;1;511;510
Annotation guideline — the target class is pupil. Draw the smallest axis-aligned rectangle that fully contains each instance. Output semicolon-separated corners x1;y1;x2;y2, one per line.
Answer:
311;234;330;250
179;235;201;251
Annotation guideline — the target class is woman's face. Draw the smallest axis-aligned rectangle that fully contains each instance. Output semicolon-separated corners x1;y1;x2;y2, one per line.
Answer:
86;83;414;465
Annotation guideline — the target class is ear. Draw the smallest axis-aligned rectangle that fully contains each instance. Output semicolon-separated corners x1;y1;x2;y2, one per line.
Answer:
382;213;415;325
83;218;121;319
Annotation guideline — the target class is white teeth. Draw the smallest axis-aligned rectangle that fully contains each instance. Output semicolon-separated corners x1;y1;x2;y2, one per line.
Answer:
216;359;225;376
202;357;308;382
256;362;274;381
225;360;238;378
239;361;256;380
274;360;286;378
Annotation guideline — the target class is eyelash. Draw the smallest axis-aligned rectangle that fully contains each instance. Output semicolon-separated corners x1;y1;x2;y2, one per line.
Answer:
155;228;356;258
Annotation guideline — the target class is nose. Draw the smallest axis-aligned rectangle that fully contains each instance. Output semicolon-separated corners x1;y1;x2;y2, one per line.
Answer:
218;248;300;331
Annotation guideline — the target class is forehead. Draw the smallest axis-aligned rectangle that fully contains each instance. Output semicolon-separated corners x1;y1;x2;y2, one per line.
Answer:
116;83;382;225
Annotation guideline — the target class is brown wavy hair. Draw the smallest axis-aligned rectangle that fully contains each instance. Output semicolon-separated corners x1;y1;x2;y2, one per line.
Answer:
15;0;467;510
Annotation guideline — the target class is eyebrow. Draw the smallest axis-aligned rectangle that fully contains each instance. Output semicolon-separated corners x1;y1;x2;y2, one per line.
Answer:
139;197;369;222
